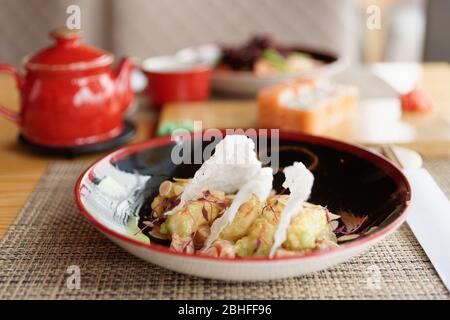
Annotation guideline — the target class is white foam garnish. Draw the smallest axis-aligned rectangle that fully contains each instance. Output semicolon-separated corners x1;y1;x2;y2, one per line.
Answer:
165;135;262;216
269;162;314;258
203;167;274;249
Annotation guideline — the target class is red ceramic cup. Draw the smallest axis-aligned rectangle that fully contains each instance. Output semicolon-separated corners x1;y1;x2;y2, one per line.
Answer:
141;56;211;107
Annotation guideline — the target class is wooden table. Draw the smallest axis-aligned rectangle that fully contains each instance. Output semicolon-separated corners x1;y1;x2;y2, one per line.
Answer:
1;63;449;239
0;91;158;238
160;64;450;158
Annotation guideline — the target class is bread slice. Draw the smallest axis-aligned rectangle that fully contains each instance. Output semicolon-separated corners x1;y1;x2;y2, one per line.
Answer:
258;79;358;135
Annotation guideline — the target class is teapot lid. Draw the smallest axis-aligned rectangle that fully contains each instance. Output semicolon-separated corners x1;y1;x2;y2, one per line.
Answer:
25;28;113;71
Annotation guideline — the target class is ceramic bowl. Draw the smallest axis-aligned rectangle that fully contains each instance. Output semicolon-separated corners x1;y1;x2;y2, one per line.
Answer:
75;132;411;281
140;55;211;106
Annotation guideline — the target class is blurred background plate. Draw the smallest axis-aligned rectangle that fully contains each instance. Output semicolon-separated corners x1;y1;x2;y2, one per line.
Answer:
176;43;346;97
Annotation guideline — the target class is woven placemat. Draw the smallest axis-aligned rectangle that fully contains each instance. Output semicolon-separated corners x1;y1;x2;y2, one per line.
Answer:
0;161;449;300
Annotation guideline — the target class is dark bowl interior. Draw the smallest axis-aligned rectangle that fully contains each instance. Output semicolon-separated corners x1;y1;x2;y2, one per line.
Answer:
112;134;411;237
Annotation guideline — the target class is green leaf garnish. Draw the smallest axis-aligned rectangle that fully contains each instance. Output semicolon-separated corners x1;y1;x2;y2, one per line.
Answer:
262;49;288;72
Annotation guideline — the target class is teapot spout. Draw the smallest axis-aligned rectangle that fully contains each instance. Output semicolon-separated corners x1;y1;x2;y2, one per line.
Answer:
114;57;135;112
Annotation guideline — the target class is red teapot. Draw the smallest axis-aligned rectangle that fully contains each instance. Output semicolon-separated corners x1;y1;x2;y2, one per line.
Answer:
0;28;134;147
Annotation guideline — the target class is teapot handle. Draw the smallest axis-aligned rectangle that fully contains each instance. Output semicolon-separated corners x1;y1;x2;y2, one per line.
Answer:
0;64;23;125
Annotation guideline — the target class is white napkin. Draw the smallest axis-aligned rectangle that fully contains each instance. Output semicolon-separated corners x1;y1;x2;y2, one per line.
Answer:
405;168;450;292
